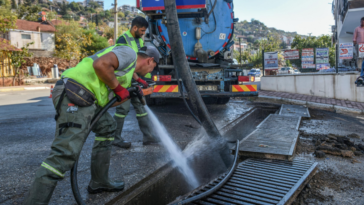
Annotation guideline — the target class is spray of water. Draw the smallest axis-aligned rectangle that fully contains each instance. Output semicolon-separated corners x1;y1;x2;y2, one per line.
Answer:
145;106;199;188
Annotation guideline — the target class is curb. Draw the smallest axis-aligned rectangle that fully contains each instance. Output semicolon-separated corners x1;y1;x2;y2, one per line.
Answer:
0;86;50;92
258;95;363;115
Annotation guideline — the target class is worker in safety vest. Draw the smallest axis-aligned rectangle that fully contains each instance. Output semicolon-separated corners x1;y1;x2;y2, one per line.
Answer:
113;16;159;148
23;45;159;205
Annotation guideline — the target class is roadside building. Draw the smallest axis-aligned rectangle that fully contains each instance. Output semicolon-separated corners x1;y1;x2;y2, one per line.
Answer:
233;43;247;51
332;0;364;68
0;38;22;85
120;4;131;12
7;20;56;57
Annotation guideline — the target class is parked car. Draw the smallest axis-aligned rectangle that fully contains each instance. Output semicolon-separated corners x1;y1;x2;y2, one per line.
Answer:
248;68;261;77
293;70;301;74
318;68;336;73
279;67;294;74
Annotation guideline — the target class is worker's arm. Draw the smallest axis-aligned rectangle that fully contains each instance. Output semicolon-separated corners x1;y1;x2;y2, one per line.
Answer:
93;52;119;89
353;27;358;45
93;52;129;107
133;73;149;88
133;73;139;80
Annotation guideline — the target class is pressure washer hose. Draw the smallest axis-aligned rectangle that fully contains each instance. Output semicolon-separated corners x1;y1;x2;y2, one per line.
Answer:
71;87;138;205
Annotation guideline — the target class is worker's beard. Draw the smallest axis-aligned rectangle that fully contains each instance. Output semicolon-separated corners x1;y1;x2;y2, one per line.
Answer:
135;29;143;39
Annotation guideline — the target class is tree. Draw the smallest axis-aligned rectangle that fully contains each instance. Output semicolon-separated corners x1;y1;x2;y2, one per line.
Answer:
88;1;100;9
291;35;335;67
55;21;92;63
46;11;57;21
280;41;287;49
60;2;68;15
11;0;16;9
0;6;17;33
68;2;81;12
82;29;108;56
118;11;125;18
9;42;34;86
286;60;292;67
17;5;42;21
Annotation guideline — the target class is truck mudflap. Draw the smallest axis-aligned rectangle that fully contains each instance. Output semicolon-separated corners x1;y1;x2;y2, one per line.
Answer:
150;84;258;98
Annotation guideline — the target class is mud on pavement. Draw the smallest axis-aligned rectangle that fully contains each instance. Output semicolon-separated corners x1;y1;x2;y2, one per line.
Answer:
293;109;364;205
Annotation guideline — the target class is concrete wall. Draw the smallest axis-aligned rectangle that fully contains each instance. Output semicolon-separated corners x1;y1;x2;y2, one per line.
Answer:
9;31;54;52
261;73;364;102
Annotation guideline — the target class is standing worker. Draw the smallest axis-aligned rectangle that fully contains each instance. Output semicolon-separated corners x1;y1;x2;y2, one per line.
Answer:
113;16;159;148
353;17;364;77
23;45;160;204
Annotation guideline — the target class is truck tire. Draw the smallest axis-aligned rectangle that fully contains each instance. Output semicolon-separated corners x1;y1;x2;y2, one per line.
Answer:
155;98;167;105
203;97;218;104
217;97;230;104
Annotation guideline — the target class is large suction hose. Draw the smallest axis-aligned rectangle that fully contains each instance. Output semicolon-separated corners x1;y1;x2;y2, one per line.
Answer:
164;0;222;139
71;87;138;205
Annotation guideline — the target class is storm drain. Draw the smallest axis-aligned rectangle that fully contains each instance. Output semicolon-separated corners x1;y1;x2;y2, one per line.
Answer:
172;158;317;205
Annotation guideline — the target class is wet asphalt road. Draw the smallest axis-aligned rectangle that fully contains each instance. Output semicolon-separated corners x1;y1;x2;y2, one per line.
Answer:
0;90;252;205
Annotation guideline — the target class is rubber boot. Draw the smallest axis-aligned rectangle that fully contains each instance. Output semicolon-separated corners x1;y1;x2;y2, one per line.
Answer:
112;116;131;149
22;177;56;205
87;146;125;194
137;115;160;145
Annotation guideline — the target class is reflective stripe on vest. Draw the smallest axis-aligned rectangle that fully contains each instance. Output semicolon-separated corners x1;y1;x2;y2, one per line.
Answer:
116;30;144;53
61;45;136;107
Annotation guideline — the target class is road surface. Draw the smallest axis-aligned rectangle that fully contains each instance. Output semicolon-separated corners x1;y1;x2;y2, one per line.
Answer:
0;90;252;205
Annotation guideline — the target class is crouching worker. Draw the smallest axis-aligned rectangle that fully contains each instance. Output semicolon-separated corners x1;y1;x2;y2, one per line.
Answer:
23;45;159;205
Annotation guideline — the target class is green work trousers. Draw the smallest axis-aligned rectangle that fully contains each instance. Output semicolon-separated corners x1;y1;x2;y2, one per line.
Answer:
114;96;156;143
23;84;116;205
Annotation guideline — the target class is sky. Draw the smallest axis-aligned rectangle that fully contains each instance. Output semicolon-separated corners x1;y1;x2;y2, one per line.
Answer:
75;0;335;36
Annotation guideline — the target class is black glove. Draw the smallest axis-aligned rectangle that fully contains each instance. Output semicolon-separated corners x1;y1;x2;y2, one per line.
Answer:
130;85;144;99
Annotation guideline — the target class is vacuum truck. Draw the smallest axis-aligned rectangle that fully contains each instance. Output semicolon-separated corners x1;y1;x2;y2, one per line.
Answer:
137;0;258;105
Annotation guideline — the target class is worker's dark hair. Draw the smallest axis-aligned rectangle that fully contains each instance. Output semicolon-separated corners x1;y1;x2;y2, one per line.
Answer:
131;16;148;29
361;17;364;21
137;52;149;59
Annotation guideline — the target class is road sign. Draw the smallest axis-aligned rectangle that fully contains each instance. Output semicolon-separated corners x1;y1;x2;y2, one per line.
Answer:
264;52;278;69
284;50;299;60
359;43;364;58
339;43;353;59
302;48;315;68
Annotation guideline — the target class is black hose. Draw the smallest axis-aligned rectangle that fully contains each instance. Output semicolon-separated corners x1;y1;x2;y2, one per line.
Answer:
169;139;240;205
175;65;202;125
164;0;222;139
201;0;217;35
71;87;137;205
207;0;217;18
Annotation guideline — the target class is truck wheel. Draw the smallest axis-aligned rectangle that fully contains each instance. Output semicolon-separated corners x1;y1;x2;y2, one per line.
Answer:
155;98;166;105
217;97;230;104
203;97;218;104
145;96;155;106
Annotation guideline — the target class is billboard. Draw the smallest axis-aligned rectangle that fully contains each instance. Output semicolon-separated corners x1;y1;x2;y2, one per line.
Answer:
284;50;299;60
302;64;316;69
358;43;364;58
316;48;329;64
316;63;330;70
301;48;315;68
339;43;353;59
140;0;206;11
264;52;278;69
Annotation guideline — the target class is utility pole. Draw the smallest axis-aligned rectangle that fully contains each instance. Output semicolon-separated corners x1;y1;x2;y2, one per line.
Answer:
239;37;242;65
113;0;118;44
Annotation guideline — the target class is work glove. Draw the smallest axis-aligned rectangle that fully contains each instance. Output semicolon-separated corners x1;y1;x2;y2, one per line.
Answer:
130;85;144;99
136;77;149;88
113;84;129;102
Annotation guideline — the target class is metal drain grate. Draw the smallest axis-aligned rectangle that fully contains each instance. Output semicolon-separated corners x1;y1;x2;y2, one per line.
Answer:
182;158;317;205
